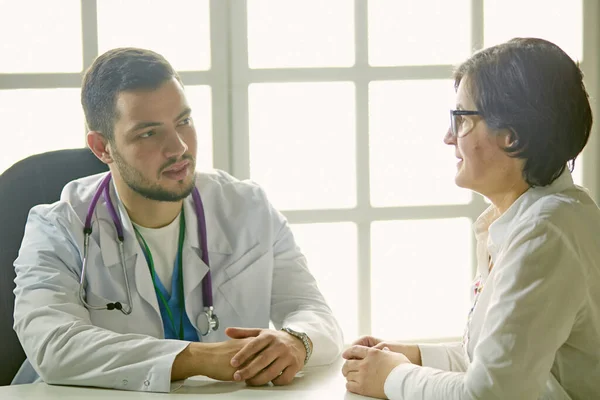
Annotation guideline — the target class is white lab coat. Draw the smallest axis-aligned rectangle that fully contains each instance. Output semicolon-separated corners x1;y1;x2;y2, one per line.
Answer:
12;170;343;392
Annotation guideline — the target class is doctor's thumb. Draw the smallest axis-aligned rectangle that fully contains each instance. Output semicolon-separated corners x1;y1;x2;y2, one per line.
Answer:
225;327;263;339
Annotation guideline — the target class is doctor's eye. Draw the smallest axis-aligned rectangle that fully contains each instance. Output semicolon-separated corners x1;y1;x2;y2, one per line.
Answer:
178;117;193;127
139;130;156;138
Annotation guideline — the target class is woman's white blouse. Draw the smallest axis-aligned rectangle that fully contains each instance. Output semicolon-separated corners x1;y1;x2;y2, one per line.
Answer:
384;171;600;399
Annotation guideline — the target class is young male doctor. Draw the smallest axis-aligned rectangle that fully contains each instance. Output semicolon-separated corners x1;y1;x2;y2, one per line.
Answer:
12;48;343;392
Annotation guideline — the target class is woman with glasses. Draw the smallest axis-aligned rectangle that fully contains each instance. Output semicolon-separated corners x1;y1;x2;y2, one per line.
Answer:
342;38;600;399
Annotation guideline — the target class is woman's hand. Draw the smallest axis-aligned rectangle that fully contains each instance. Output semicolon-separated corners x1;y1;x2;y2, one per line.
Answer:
352;336;422;365
351;335;384;347
342;345;412;399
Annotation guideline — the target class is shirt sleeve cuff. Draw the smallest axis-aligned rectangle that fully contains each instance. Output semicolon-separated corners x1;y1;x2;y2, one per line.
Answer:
418;343;456;370
384;363;420;400
143;340;191;392
282;317;343;367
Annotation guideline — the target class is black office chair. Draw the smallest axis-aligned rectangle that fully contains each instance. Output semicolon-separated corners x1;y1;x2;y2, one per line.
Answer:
0;148;108;386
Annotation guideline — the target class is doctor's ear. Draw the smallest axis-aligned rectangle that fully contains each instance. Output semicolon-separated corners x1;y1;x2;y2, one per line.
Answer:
87;131;113;164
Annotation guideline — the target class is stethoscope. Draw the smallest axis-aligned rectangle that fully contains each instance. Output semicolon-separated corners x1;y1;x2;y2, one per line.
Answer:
78;173;219;336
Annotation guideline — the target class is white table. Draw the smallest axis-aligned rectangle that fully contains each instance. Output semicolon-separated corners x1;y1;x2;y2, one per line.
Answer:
0;359;375;399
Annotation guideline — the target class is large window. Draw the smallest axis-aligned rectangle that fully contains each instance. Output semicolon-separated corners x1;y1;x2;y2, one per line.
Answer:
1;0;596;343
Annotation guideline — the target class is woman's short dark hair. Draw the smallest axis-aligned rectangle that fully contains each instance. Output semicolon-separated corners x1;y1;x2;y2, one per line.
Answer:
81;47;181;141
454;37;592;187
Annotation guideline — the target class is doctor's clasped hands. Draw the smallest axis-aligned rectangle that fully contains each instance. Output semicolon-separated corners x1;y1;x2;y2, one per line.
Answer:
171;328;309;385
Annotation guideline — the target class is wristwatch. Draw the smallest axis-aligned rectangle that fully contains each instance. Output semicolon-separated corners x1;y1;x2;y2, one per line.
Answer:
281;327;312;365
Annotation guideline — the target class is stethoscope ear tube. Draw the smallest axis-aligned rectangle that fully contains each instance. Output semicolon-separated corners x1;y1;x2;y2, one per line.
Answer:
79;232;133;315
115;240;133;315
79;174;133;315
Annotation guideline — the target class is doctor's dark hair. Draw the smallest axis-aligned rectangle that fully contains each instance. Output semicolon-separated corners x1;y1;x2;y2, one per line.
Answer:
454;37;592;187
81;47;182;141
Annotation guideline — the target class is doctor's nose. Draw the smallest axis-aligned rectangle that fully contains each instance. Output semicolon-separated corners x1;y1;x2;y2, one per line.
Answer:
164;129;189;160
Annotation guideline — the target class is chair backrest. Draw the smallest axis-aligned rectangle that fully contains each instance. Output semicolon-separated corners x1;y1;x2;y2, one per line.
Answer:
0;148;108;386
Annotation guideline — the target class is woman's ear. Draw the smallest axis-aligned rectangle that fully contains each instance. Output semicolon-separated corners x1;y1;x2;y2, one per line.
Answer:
500;128;519;152
86;131;113;164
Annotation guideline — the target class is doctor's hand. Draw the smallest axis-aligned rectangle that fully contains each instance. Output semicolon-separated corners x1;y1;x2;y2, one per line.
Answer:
172;339;253;382
204;338;257;381
352;335;422;365
342;345;412;399
226;327;306;386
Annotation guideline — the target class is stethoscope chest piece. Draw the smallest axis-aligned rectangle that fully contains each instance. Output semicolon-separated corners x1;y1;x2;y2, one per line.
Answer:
197;306;219;336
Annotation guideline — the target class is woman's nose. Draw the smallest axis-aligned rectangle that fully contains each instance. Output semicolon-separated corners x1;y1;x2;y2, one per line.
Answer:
443;127;455;145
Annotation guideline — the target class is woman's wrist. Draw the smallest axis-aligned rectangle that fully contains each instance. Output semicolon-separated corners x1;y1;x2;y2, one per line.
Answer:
398;344;422;366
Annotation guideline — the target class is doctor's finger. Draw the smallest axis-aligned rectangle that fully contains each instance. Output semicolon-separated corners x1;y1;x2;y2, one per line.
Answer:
272;366;297;386
245;358;289;386
231;335;273;367
233;345;279;381
225;327;263;339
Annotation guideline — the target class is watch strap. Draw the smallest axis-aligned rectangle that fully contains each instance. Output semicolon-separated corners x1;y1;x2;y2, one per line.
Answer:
281;327;312;365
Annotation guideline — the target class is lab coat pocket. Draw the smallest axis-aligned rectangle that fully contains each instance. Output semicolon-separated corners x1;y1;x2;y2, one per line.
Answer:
85;281;160;337
218;251;273;327
223;242;265;281
84;290;119;310
86;251;138;302
84;290;134;334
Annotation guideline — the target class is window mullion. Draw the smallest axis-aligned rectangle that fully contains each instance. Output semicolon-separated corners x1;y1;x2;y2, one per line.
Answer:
209;0;232;172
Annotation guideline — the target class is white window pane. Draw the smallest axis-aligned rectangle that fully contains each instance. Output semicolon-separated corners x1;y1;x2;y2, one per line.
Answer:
0;0;82;72
97;0;211;71
369;80;471;206
291;223;358;341
371;218;472;340
368;0;471;66
247;0;354;68
0;89;85;173
484;0;582;61
249;83;356;210
185;85;213;171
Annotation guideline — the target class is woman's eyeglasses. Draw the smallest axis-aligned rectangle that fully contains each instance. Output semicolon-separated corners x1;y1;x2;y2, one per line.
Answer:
450;109;480;138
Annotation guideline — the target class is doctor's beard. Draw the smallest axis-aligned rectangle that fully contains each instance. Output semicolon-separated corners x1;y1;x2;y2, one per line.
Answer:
111;146;195;202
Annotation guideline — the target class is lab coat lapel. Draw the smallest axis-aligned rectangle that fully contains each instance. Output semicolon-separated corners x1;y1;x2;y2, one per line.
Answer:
182;188;233;319
97;181;161;319
182;196;209;313
96;182;140;268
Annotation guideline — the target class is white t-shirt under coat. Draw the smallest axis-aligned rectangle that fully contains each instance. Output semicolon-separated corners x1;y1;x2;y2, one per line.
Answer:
132;213;181;295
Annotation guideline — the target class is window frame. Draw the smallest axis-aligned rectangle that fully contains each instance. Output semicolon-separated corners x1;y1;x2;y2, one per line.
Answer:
0;0;597;342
